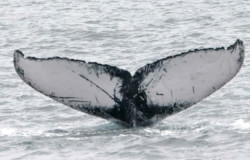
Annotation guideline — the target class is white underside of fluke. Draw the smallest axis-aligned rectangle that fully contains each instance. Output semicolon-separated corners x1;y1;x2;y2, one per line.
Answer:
14;54;126;110
136;40;244;107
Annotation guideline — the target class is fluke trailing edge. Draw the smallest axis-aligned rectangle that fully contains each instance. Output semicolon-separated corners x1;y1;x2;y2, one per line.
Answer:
14;40;245;127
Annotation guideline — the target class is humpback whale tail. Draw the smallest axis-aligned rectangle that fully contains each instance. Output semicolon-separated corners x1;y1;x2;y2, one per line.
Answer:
14;40;244;127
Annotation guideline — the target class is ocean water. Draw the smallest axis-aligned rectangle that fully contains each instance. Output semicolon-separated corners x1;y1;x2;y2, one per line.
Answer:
1;0;250;159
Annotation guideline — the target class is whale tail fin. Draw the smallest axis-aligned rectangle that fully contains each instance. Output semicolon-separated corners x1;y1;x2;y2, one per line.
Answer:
133;39;244;117
14;40;244;127
13;50;132;123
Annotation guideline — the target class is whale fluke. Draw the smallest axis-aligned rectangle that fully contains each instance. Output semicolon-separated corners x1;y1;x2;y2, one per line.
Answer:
14;40;244;127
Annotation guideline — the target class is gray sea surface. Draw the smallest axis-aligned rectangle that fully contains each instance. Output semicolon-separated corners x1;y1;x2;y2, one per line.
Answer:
1;0;250;159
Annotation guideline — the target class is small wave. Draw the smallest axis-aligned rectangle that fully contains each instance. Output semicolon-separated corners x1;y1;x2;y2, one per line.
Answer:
232;119;250;130
0;128;16;136
0;127;45;137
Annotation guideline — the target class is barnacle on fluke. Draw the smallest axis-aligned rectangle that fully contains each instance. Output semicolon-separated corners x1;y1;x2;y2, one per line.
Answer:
14;40;244;127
